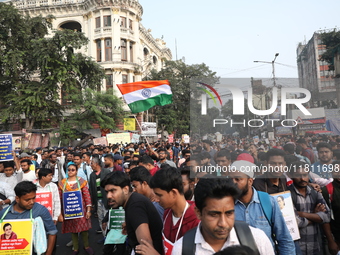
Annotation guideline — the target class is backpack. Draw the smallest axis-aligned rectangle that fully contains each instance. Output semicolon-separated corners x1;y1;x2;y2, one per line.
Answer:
181;221;260;255
257;191;273;226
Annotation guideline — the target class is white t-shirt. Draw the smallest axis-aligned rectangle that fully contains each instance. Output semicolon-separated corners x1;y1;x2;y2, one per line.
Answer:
17;168;36;182
171;223;274;255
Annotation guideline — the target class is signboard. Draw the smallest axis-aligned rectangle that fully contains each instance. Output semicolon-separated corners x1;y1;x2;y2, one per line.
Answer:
123;118;136;131
36;192;53;216
106;133;131;145
292;107;326;124
168;134;174;143
298;124;325;130
12;136;22;151
268;132;275;141
63;190;84;220
0;134;13;162
93;137;108;146
275;127;293;135
0;219;33;255
131;134;140;144
108;208;125;230
182;134;190;144
271;191;300;241
141;122;157;136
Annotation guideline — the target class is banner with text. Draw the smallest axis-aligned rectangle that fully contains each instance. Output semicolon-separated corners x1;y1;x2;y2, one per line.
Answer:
106;133;131;145
0;134;13;162
141;122;157;136
63;190;84;220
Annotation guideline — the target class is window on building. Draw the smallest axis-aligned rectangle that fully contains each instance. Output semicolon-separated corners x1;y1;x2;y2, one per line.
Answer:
95;17;100;28
153;56;157;65
106;74;113;91
122;74;128;84
129;42;133;62
96;40;102;62
129;19;133;30
105;38;112;61
120;17;127;28
133;76;135;82
121;39;127;61
103;15;111;27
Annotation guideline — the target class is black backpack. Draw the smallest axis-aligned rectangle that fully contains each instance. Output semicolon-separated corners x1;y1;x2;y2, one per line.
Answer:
181;221;260;255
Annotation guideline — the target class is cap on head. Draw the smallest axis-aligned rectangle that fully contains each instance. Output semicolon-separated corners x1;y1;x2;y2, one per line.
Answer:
230;160;256;178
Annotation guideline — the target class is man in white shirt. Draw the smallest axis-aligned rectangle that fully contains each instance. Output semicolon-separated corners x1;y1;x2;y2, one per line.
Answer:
36;168;61;224
170;178;274;255
17;159;36;182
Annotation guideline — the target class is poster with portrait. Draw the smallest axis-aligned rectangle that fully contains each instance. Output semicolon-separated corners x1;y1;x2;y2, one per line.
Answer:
271;191;300;241
0;219;33;255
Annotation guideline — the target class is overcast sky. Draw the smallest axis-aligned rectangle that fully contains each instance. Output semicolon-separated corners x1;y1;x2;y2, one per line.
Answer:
139;0;340;79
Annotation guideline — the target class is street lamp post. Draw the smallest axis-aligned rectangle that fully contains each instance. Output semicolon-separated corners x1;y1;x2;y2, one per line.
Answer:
254;53;279;87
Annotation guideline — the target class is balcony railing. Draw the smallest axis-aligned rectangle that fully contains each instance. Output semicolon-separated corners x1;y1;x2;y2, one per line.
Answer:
13;0;84;8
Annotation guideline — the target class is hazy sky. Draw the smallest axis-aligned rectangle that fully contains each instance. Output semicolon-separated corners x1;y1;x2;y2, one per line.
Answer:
139;0;340;79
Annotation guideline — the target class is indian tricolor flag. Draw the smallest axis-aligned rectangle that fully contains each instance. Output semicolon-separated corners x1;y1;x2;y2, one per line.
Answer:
117;80;173;113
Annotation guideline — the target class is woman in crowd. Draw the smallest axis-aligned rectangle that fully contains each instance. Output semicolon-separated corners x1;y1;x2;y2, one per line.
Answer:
59;162;93;255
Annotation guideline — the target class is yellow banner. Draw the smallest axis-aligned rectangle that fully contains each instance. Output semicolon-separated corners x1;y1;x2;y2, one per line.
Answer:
124;118;136;131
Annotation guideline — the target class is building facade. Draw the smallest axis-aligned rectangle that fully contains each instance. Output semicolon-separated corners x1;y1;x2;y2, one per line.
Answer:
297;31;335;106
11;0;172;103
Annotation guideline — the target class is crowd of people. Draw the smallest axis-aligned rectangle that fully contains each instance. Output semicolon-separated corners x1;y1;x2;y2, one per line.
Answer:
0;134;340;255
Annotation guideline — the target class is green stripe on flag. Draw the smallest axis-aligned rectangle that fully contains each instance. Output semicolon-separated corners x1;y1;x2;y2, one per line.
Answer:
127;94;173;113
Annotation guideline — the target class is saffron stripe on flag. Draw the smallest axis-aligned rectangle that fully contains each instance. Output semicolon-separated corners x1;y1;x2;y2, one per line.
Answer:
123;84;172;105
117;80;170;95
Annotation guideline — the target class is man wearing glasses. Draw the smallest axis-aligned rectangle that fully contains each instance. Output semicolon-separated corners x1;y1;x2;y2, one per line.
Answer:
156;148;177;168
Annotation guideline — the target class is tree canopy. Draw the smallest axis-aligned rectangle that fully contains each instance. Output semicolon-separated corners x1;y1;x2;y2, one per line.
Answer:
145;60;219;136
0;3;125;133
320;30;340;72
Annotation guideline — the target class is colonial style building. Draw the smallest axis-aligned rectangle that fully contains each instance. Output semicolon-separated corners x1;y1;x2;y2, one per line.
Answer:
11;0;172;103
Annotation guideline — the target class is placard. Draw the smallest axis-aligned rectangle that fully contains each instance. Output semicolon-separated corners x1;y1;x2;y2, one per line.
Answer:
168;134;174;143
0;219;33;254
0;134;13;162
141;122;157;136
93;137;108;146
63;190;84;220
271;191;300;241
268;132;275;141
123;118;136;131
131;134;140;144
36;192;53;216
106;133;131;145
108;208;125;230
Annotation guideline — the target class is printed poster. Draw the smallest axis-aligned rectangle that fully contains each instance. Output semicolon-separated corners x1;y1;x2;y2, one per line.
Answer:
131;134;140;144
93;137;108;146
108;208;125;230
0;134;13;162
271;191;300;241
123;118;136;131
63;190;84;220
141;122;157;136
0;219;33;255
106;133;131;145
168;134;174;143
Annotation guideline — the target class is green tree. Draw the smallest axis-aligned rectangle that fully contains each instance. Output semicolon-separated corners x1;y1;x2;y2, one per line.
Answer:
145;60;219;136
0;3;124;132
319;30;340;72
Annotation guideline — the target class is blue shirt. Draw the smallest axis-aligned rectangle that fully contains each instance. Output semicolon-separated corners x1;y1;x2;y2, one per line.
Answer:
311;161;333;179
235;187;295;255
0;202;57;235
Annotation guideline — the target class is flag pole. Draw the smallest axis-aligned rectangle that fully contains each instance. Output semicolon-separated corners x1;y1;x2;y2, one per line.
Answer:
133;114;152;148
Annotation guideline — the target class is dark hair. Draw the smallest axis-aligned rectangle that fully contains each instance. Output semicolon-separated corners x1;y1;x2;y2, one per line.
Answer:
296;138;307;145
82;152;91;158
277;195;285;205
129;160;139;167
38;168;53;179
104;153;114;161
140;155;154;165
316;142;332;152
283;144;295;154
213;245;256;255
180;166;195;182
295;145;303;154
266;148;286;161
216;149;231;160
32;154;38;160
182;149;191;155
73;153;82;159
201;151;211;159
3;223;12;231
288;161;307;174
150;167;183;194
129;166;152;185
14;181;37;197
284;155;300;167
20;159;32;165
3;161;15;169
101;171;131;190
195;178;240;212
